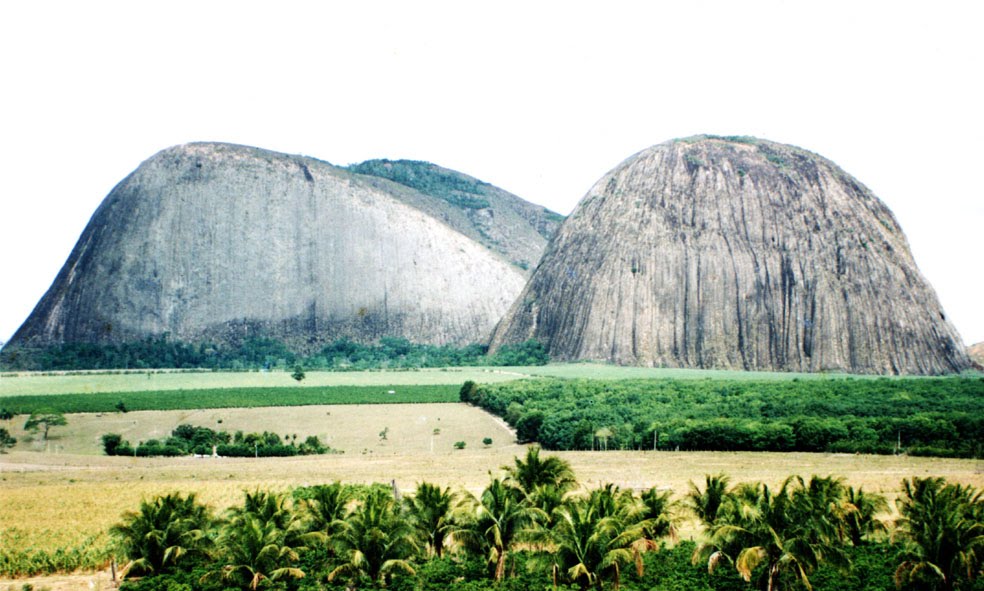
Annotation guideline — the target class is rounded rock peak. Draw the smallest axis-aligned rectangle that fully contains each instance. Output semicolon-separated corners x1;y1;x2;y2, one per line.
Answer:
491;135;969;375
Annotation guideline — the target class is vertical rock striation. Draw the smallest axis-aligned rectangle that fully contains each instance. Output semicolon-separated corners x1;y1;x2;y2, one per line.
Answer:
9;142;537;351
490;136;970;375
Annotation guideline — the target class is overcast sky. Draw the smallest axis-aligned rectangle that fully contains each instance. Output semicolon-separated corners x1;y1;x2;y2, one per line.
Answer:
1;1;981;346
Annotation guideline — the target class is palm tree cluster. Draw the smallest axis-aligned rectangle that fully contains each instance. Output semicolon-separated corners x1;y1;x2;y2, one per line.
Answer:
110;454;982;591
691;475;982;591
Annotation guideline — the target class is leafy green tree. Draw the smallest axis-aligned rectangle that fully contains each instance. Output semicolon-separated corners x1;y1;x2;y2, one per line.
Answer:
505;446;576;497
290;364;305;382
893;477;983;591
459;380;478;403
694;476;850;591
0;427;16;453
23;409;67;442
110;492;215;577
405;482;459;558
328;487;418;587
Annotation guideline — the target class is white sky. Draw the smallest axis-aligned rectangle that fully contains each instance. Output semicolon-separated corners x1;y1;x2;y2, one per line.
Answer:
1;1;981;346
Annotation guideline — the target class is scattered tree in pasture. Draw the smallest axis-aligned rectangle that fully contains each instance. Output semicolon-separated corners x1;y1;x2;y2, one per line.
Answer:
291;364;306;382
0;427;16;453
23;409;67;442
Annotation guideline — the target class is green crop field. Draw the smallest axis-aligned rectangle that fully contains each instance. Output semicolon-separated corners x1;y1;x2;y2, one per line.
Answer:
0;367;527;397
0;384;464;414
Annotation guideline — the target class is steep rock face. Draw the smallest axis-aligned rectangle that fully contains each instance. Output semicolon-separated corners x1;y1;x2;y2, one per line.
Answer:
9;143;530;350
491;136;970;375
349;160;564;271
969;342;984;368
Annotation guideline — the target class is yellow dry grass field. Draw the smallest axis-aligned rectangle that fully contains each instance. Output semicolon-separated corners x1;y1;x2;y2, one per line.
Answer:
2;403;514;455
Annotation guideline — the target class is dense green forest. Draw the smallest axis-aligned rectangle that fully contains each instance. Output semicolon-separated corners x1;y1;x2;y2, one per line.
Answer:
0;337;549;371
461;377;984;458
41;448;980;591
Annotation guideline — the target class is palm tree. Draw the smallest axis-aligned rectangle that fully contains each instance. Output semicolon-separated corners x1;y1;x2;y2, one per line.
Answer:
694;476;849;591
893;477;983;591
457;477;545;581
506;446;577;497
547;495;634;590
328;487;418;587
529;483;567;528
110;492;214;577
205;513;311;590
792;475;853;545
630;486;677;548
229;490;293;531
687;474;731;526
404;482;459;558
844;486;887;546
300;481;352;538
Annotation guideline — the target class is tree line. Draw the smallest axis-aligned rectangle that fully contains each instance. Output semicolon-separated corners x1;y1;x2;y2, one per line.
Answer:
459;378;984;458
0;336;549;371
106;447;983;591
101;424;332;458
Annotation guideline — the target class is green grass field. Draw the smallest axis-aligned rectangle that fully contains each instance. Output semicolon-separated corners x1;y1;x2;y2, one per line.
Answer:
0;384;461;414
5;361;938;399
0;367;527;396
